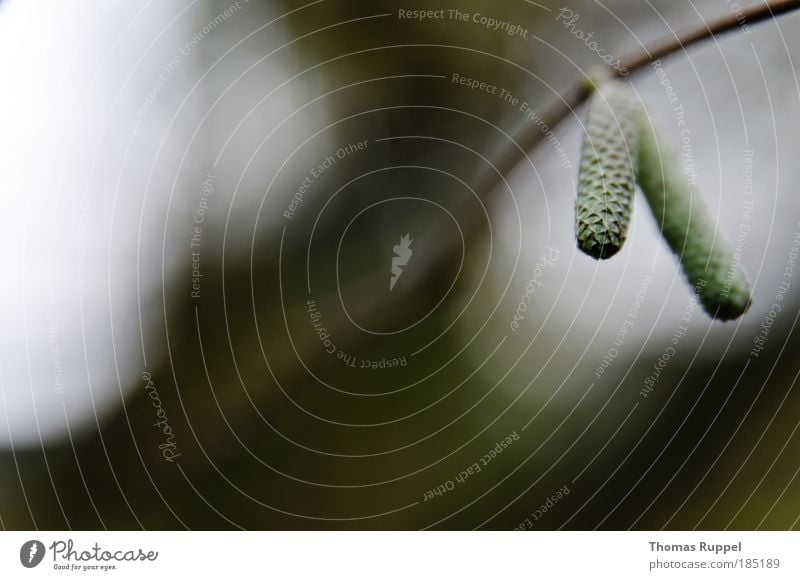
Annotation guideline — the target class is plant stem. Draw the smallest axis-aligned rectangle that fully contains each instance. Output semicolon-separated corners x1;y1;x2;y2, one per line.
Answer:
484;0;800;195
619;0;800;75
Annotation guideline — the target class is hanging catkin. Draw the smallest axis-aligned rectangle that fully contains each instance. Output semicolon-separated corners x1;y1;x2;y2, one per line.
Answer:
636;113;752;321
576;83;641;260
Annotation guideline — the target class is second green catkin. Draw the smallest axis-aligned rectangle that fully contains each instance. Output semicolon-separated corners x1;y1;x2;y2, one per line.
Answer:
576;83;641;260
636;113;752;321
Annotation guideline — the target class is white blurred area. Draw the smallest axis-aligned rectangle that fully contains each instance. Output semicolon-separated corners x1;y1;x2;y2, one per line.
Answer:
0;0;315;447
0;0;194;448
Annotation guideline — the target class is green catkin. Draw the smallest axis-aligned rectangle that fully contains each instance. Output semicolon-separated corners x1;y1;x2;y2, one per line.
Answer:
636;113;752;321
576;83;641;260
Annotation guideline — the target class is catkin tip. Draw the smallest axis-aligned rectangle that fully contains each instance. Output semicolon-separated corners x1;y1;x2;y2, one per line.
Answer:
704;292;752;322
577;236;622;260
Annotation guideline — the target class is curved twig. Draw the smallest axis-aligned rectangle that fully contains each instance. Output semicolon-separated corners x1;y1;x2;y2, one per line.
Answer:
483;0;800;194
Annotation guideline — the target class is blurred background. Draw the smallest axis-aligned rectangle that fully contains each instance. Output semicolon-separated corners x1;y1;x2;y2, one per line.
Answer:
1;0;800;529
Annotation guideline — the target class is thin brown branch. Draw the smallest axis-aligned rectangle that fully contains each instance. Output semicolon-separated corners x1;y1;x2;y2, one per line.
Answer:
483;0;800;196
619;0;800;76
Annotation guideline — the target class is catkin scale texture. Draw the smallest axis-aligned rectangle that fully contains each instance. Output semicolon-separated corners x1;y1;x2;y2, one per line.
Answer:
576;84;641;260
636;115;752;321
